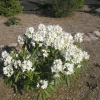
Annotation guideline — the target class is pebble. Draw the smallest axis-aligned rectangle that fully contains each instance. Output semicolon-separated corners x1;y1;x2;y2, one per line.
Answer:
7;43;18;47
86;32;98;40
92;30;100;37
83;34;91;42
0;45;4;50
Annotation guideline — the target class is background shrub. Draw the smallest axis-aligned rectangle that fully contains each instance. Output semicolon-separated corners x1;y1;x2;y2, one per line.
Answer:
75;0;84;10
51;0;84;17
0;0;23;17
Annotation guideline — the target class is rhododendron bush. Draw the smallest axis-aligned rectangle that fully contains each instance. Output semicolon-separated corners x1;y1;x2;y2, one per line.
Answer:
1;24;89;100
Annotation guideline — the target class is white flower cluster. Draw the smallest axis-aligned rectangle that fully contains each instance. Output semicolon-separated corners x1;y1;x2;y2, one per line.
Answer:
51;59;63;73
18;35;24;45
51;59;74;77
37;80;48;89
1;24;89;90
74;32;84;43
61;44;89;64
42;49;49;57
18;24;74;51
51;43;89;76
2;51;14;77
21;60;34;72
2;50;35;77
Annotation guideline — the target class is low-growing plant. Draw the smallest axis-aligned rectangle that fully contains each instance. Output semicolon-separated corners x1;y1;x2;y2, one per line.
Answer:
6;16;21;26
0;0;23;17
1;24;89;100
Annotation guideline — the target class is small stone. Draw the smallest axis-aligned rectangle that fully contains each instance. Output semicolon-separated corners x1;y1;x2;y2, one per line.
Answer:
86;33;98;40
28;96;30;99
93;30;100;37
8;43;18;47
83;34;91;42
0;45;4;50
14;93;16;96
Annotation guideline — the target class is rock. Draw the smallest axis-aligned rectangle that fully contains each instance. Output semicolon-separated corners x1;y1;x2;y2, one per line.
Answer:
83;34;91;42
8;43;18;47
86;33;98;40
0;45;4;50
92;30;100;37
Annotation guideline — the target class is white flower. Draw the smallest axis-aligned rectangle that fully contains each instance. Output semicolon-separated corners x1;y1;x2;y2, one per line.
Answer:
53;73;60;78
32;33;44;42
1;51;9;59
21;60;34;72
47;25;54;32
4;55;12;66
53;59;62;66
39;43;43;47
51;59;63;73
26;54;31;59
77;64;82;68
50;80;54;85
16;54;18;57
3;65;14;77
30;39;36;47
14;60;21;69
52;32;73;50
25;27;34;38
74;33;84;43
36;83;40;88
61;44;87;64
38;24;46;31
18;35;24;45
42;49;49;57
53;25;63;35
83;51;90;60
40;80;48;89
43;30;57;46
62;63;74;75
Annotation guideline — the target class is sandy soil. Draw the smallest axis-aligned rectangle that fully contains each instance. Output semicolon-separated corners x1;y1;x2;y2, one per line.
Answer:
0;5;100;100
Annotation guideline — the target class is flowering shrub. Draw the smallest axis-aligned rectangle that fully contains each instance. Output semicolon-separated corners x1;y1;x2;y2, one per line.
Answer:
1;24;89;100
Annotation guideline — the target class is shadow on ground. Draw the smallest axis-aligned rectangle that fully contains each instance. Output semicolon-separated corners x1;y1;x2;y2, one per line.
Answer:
21;1;100;18
21;1;55;18
78;4;100;17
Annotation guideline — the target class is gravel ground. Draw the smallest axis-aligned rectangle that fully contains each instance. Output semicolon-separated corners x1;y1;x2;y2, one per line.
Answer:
0;5;100;100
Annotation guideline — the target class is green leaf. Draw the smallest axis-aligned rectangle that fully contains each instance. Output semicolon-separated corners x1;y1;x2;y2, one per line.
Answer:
4;77;9;83
44;90;51;97
54;77;61;85
9;80;13;86
30;87;34;92
81;60;87;72
30;49;36;60
46;87;52;94
26;85;29;90
37;92;42;100
49;85;55;92
69;75;72;82
42;91;46;100
77;68;81;77
66;76;70;87
15;72;20;82
34;72;40;75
